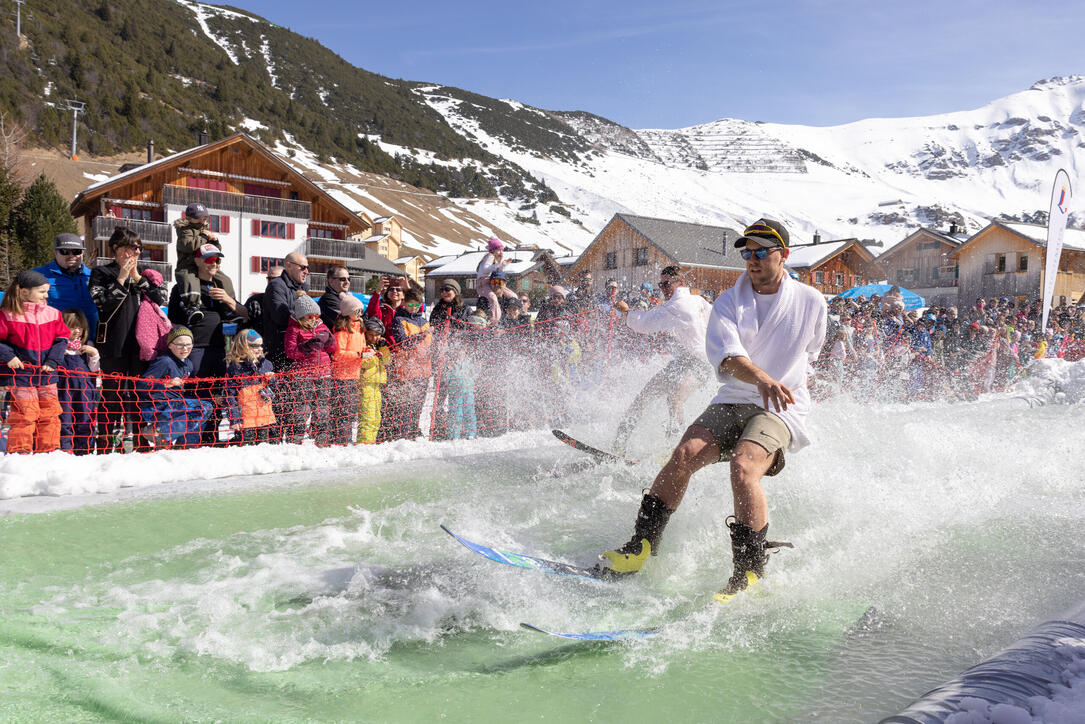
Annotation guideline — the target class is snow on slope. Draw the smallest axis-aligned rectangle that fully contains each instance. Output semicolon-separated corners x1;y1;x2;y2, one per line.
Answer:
415;77;1085;254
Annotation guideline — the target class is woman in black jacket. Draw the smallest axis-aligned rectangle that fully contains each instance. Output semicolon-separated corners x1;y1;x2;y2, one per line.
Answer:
90;227;168;452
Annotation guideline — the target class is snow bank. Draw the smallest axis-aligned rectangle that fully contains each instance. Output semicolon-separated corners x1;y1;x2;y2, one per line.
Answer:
0;431;549;500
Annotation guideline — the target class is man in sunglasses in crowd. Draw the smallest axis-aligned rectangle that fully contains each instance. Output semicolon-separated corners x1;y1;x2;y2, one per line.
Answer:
610;265;712;453
597;218;826;602
35;233;99;340
262;251;311;370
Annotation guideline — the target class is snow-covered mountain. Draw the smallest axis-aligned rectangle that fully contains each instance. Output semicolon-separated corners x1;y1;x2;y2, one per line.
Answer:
49;0;1078;259
409;76;1085;255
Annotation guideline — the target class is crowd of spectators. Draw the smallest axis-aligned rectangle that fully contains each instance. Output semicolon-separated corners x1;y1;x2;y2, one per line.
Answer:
0;220;1082;455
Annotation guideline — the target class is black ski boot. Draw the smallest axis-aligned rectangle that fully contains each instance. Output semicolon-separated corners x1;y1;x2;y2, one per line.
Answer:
715;517;793;603
596;493;673;578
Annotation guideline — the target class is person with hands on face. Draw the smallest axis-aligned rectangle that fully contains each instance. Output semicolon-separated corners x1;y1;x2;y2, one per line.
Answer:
0;270;71;453
90;227;168;452
596;219;826;603
282;293;338;445
366;274;407;348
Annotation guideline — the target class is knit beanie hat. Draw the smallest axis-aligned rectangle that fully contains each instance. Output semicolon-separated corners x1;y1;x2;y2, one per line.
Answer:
16;269;49;289
339;292;364;317
440;278;461;295
167;325;193;345
487;237;504;252
244;329;263;345
362;316;385;335
293;294;321;320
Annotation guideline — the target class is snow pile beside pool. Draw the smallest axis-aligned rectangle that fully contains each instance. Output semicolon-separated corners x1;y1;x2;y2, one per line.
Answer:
0;431;550;500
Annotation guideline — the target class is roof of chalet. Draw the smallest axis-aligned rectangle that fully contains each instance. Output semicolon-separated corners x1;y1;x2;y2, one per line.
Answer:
949;220;1085;257
422;250;538;276
878;227;967;261
70;132;371;235
785;239;876;270
611;214;745;269
344;253;404;276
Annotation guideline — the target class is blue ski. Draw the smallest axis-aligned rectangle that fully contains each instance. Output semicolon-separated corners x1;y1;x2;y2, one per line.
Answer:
441;525;609;582
519;622;658;640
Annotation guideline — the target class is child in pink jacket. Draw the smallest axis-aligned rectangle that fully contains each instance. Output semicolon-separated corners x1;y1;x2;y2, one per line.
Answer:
282;294;337;445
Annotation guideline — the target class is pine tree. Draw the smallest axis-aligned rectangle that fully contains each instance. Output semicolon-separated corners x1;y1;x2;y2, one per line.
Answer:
0;165;24;286
11;174;77;269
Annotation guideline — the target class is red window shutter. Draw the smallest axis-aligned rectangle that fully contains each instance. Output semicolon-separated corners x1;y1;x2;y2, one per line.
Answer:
286;223;295;240
221;216;230;233
252;219;260;237
251;257;261;273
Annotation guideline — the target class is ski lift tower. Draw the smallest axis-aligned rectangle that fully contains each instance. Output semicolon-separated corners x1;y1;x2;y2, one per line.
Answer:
63;99;85;160
14;0;24;38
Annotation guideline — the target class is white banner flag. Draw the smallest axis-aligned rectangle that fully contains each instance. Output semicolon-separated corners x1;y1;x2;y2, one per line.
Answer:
1041;169;1072;332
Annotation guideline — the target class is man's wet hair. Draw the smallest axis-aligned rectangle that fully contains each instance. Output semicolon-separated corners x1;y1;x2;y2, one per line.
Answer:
660;265;683;280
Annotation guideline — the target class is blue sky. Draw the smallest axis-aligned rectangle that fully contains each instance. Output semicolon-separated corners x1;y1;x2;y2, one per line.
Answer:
228;0;1085;129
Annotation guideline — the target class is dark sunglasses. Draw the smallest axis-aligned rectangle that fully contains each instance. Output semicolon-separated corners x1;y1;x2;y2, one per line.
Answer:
57;249;83;256
740;247;780;260
332;275;350;281
659;279;673;289
440;286;456;292
202;256;222;264
118;244;143;252
287;261;310;271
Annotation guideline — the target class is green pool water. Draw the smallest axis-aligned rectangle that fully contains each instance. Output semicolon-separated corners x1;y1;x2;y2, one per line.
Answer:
1;398;1082;722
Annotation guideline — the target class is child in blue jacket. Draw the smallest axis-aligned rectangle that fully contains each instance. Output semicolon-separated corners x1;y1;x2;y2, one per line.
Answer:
136;326;212;449
57;309;101;455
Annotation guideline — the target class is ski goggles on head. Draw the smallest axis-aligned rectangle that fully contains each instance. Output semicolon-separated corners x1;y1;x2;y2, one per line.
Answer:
740;247;781;260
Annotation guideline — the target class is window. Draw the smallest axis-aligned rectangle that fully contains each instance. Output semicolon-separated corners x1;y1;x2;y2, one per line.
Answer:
604;252;617;270
207;214;230;233
995;253;1006;273
815;271;824;284
251;256;284;273
521;279;531;291
1019;254;1028;272
835;272;844;286
465;277;476;290
121;207;152;221
308;227;341;239
251;220;293;239
634;247;649;267
244;183;282;199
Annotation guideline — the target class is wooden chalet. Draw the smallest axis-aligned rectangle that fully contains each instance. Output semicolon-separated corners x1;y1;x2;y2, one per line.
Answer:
69;132;374;299
876;226;966;307
566;214;744;296
947;221;1085;307
785;237;877;296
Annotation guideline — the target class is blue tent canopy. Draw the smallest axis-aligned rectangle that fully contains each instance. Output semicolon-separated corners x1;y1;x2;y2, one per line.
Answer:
834;283;925;309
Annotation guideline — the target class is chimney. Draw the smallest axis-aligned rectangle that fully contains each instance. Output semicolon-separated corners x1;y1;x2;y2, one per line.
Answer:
198;129;209;145
147;139;155;164
721;230;728;255
949;222;958;235
813;231;822;244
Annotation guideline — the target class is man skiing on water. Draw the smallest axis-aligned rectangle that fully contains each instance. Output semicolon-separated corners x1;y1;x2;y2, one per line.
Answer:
596;219;827;600
610;265;712;452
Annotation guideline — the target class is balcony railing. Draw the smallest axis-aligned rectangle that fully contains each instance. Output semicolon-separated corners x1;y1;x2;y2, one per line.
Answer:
95;257;173;280
162;184;311;220
303;237;366;260
92;216;171;246
307;272;369;294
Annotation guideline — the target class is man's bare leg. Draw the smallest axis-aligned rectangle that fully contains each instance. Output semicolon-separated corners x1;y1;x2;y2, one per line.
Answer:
648;424;721;509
